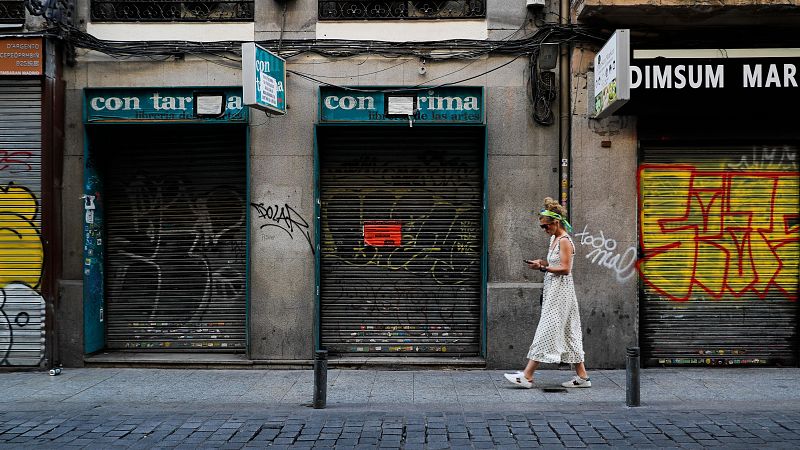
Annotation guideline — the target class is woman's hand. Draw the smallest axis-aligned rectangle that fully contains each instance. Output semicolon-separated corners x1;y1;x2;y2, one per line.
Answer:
527;259;546;270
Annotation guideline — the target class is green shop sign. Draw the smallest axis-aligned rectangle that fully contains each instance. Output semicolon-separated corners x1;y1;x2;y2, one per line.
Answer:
242;43;287;115
319;86;484;124
84;87;248;123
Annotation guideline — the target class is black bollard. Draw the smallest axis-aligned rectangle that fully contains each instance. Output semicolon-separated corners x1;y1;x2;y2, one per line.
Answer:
626;346;640;407
313;349;328;409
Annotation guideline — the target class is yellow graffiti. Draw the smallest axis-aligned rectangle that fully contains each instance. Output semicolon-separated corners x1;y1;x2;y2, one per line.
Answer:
0;184;42;288
639;164;799;301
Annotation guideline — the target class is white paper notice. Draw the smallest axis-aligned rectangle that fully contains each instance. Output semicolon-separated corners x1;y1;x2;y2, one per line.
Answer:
196;95;223;115
260;72;278;106
387;96;414;115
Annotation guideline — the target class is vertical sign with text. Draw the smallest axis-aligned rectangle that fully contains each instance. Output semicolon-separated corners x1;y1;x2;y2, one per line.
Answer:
242;43;286;115
593;29;630;119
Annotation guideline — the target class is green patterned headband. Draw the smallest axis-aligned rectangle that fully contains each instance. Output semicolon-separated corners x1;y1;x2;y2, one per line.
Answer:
539;209;573;233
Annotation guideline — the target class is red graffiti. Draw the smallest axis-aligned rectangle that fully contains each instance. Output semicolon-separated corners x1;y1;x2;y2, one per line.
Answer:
0;150;34;173
638;164;799;302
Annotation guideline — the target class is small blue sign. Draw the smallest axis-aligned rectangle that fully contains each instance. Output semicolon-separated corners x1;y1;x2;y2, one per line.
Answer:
242;43;287;115
84;87;247;123
319;86;484;124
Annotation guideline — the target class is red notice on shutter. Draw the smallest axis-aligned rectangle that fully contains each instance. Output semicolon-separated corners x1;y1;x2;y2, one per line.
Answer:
363;221;402;247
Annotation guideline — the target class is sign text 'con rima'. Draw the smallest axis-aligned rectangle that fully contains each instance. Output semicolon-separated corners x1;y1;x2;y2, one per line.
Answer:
324;95;480;111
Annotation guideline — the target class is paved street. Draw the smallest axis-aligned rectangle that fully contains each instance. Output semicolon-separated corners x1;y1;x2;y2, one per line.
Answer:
2;367;800;448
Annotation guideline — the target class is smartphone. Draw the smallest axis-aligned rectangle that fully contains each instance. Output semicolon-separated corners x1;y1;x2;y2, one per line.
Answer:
523;259;534;264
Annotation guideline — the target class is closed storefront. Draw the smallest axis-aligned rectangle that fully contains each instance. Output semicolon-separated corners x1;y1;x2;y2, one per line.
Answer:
593;48;800;367
316;87;486;356
0;35;55;367
83;88;249;354
0;78;44;366
639;145;799;366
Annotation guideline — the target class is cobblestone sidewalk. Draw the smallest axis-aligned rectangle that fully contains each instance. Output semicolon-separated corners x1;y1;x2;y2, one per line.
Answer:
2;407;800;449
3;367;800;448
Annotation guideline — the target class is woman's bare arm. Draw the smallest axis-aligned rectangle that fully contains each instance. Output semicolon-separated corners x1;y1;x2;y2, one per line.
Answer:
546;238;573;275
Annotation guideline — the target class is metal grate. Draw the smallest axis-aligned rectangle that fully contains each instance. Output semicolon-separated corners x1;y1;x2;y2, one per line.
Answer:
90;0;254;22
0;1;24;24
95;125;247;352
639;145;799;367
318;126;484;356
318;1;485;20
0;80;44;366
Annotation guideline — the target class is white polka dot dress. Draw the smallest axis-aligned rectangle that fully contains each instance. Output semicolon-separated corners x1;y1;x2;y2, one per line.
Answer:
527;234;585;364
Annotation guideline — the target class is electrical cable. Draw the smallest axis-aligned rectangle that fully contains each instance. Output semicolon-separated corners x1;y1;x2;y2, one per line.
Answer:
34;20;607;127
530;51;558;126
278;3;287;52
291;59;410;79
286;55;522;94
53;22;604;62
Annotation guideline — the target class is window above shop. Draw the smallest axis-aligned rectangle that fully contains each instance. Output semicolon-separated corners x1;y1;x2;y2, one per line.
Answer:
90;0;254;22
318;1;486;20
0;1;25;25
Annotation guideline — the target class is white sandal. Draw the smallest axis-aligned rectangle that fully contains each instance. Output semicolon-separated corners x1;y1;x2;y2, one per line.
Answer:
504;371;533;389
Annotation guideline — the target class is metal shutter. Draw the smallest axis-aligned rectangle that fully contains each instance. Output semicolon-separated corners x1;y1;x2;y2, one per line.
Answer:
0;79;45;366
639;146;799;366
319;126;484;356
96;125;247;351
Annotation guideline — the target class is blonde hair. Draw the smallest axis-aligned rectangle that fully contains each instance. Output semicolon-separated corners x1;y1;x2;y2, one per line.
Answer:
542;197;567;217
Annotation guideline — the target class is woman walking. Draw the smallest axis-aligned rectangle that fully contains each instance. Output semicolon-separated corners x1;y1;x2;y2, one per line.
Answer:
505;197;590;389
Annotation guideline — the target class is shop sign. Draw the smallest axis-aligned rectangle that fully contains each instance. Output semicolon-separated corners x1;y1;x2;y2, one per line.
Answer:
84;87;248;123
242;43;286;115
0;37;44;76
631;57;799;90
593;29;630;119
624;56;800;115
364;221;402;247
320;86;484;124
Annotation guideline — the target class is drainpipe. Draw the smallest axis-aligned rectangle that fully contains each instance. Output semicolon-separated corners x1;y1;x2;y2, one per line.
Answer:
559;0;571;215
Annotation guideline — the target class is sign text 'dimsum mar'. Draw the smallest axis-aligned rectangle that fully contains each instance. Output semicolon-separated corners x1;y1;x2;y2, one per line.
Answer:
630;58;799;90
320;87;484;123
621;57;800;115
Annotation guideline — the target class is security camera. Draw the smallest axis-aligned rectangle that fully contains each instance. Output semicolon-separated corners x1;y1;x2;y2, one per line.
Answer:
527;0;546;8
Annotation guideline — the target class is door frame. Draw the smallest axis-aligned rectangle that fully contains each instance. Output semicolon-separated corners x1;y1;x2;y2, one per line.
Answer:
313;123;488;357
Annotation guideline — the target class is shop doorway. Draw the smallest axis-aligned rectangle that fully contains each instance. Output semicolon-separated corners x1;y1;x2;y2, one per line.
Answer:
317;125;485;356
87;125;248;352
639;144;799;366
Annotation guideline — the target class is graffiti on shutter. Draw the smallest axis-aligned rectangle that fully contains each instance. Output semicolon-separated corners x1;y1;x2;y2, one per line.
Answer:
0;80;44;366
639;145;799;366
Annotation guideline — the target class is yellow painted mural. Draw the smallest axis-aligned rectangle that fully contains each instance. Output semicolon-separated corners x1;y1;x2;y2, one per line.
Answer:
0;183;45;366
0;184;43;287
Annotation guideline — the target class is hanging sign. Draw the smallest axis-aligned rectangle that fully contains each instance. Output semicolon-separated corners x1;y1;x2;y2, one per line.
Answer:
364;221;402;247
593;29;631;119
320;86;484;123
242;43;287;115
0;37;43;76
83;87;247;123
